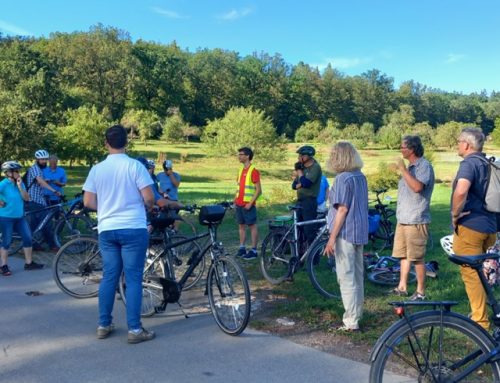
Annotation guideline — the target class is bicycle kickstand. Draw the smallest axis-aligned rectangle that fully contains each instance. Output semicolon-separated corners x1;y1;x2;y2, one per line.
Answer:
176;301;189;319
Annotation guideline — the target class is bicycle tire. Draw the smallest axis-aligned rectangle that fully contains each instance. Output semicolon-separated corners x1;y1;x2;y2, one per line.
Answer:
370;311;500;382
119;248;167;317
367;269;416;286
52;236;102;298
169;234;204;290
369;222;393;253
306;238;341;299
259;229;295;284
207;255;251;336
54;214;95;248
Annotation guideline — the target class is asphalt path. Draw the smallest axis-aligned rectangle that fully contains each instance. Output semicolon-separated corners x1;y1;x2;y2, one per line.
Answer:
0;257;404;383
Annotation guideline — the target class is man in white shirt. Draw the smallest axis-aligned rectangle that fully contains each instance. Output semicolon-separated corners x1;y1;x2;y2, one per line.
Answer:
83;125;155;344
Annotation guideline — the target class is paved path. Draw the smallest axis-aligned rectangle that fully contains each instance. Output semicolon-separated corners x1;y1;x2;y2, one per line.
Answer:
0;256;404;383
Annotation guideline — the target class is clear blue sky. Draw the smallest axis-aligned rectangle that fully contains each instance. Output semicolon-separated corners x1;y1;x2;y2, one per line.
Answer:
2;0;499;94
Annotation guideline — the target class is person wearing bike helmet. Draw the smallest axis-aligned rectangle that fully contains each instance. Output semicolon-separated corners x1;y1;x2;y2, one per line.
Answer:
157;159;181;201
292;145;322;245
26;149;61;251
0;161;43;276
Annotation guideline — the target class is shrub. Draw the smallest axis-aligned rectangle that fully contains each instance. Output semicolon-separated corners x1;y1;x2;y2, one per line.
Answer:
366;162;399;191
202;107;287;162
407;122;435;148
294;120;323;142
121;109;162;141
432;121;470;149
318;119;343;142
162;114;188;143
377;124;402;149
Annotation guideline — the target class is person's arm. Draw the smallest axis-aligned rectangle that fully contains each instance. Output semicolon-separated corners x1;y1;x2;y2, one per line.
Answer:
17;178;30;201
324;204;348;256
54;170;67;187
167;170;180;188
36;175;61;196
83;191;98;211
397;159;424;193
140;185;155;212
451;178;471;228
245;181;262;210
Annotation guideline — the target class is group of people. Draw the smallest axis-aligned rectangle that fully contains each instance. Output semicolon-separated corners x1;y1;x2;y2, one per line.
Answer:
0;150;67;276
2;122;496;342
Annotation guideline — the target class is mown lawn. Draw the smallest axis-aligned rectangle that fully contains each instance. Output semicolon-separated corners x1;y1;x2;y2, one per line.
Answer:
60;140;500;344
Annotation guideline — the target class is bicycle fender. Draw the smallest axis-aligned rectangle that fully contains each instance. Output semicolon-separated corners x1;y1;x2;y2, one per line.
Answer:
369;310;493;362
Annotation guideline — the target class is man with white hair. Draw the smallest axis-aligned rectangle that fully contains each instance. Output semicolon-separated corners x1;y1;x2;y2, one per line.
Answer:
451;127;497;330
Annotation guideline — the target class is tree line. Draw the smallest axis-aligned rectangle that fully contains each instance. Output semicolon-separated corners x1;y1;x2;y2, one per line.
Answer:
1;24;500;163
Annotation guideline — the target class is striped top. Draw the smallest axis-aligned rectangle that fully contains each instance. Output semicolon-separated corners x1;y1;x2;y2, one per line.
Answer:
327;170;369;245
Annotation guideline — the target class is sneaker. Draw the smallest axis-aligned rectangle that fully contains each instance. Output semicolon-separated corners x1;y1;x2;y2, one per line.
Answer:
242;249;258;260
97;324;115;339
236;247;247;257
409;291;426;301
128;327;155;344
24;261;44;270
333;324;360;333
1;265;12;276
390;287;408;297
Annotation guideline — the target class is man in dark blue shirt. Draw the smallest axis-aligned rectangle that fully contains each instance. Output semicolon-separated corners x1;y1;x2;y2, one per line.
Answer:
451;127;497;330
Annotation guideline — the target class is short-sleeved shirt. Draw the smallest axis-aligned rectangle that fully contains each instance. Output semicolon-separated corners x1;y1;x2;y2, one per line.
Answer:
294;161;322;200
27;163;47;206
326;170;369;245
0;178;25;218
396;157;435;224
235;166;261;207
317;175;330;205
156;172;181;201
43;166;67;201
452;153;497;233
82;153;153;233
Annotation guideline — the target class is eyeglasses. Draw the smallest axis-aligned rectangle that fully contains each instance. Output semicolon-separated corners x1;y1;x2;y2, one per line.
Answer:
457;139;467;144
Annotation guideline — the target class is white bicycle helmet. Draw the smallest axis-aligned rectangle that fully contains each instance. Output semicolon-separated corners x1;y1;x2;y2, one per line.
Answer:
147;160;155;169
35;149;49;159
1;161;22;173
440;235;454;256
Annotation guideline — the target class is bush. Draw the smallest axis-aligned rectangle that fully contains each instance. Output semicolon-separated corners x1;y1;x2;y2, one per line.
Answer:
432;121;470;149
202;107;287;162
162;114;188;143
318;119;343;142
121;109;162;142
407;122;435;148
367;162;399;191
294;120;323;142
377;124;402;149
490;117;500;146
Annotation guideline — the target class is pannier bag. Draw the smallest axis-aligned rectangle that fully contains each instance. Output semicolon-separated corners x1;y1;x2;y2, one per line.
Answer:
199;205;226;226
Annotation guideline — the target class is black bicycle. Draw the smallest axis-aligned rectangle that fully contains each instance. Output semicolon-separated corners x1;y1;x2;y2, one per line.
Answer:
120;202;251;336
368;188;396;253
370;252;500;382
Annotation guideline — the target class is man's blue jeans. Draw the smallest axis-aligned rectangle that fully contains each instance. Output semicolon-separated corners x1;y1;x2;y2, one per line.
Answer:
98;229;148;331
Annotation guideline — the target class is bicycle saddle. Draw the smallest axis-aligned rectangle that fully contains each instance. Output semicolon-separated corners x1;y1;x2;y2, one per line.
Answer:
448;253;500;267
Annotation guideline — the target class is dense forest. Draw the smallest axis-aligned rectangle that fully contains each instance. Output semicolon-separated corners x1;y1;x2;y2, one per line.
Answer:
1;24;500;162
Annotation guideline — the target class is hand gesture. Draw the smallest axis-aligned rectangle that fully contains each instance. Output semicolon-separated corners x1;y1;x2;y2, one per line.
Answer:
323;237;336;256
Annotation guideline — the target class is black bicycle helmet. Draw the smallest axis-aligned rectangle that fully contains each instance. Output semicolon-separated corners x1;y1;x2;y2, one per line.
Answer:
1;161;22;173
296;145;316;156
136;157;149;169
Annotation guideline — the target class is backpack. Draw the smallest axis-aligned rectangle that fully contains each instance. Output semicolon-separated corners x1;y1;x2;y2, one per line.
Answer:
472;155;500;213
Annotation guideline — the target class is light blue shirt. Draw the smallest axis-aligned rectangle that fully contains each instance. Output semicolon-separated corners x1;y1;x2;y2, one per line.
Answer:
0;178;25;218
156;172;180;201
43;166;67;200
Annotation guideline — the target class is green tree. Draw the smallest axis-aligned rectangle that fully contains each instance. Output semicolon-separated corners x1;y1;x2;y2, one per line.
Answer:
294;120;323;142
318;119;343;142
407;122;435;148
55;106;111;165
490;117;500;146
432;121;470;149
161;113;188;143
121;109;162;142
202;107;286;161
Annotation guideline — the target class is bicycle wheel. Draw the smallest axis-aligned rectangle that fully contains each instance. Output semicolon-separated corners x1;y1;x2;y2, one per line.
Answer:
119;248;167;317
259;230;295;284
369;223;393;253
367;269;416;286
370;311;500;382
307;238;341;299
54;214;95;248
52;237;102;298
207;256;251;336
169;234;204;290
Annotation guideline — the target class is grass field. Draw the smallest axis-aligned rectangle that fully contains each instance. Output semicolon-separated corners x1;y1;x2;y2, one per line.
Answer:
60;140;500;344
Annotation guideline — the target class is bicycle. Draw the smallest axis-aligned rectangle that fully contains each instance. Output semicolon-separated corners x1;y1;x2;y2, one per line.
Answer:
52;235;102;298
368;188;396;253
369;252;500;382
5;199;94;254
120;202;251;336
259;204;327;284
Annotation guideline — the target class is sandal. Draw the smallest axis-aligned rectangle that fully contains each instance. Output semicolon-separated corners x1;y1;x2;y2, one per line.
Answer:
390;287;408;296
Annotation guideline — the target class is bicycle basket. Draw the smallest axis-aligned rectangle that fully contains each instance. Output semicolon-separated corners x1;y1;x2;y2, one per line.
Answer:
268;215;293;230
199;205;226;226
368;213;381;234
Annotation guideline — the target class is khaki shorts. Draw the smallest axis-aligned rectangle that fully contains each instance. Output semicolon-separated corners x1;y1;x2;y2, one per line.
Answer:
392;223;429;263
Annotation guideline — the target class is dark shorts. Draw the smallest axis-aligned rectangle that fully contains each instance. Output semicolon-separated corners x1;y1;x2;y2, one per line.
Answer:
235;205;257;225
